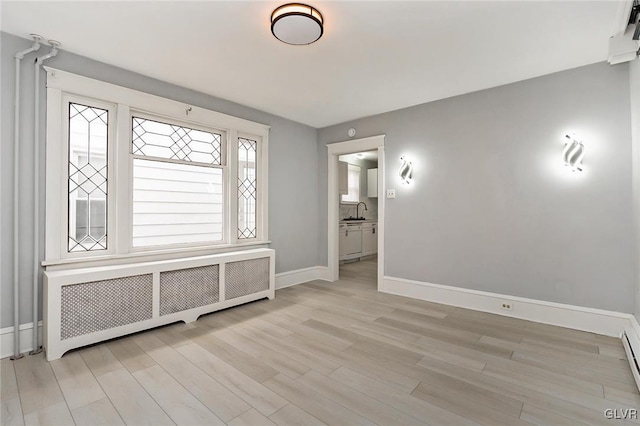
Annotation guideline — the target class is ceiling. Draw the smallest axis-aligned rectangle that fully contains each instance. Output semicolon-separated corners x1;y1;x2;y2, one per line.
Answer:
339;150;378;163
1;1;626;128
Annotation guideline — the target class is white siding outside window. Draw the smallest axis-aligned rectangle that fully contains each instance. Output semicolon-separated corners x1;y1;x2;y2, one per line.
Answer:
132;159;223;247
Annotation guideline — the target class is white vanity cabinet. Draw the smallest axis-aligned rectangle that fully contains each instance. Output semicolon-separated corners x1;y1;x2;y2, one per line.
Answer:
346;225;362;256
339;224;363;261
339;222;377;261
361;222;377;256
339;224;348;258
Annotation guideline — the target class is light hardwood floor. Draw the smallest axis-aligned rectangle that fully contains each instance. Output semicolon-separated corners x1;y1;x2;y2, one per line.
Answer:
2;257;639;425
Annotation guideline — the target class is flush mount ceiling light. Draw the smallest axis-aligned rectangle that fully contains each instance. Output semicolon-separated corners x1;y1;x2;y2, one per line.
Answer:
271;3;323;45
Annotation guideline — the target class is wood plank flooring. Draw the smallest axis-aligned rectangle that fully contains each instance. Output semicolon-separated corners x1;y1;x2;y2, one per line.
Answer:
2;257;638;425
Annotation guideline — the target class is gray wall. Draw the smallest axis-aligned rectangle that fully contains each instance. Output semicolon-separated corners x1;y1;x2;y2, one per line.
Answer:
1;32;319;328
319;62;635;313
631;58;640;321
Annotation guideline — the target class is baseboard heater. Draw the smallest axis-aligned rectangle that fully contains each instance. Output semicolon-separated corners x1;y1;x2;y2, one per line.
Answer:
44;248;274;361
622;325;640;392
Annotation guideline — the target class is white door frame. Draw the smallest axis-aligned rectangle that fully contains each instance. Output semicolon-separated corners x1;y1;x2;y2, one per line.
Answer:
327;135;385;290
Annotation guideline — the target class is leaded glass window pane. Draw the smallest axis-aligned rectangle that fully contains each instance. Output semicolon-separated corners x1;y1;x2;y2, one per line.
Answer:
132;117;222;165
238;137;257;239
68;103;108;252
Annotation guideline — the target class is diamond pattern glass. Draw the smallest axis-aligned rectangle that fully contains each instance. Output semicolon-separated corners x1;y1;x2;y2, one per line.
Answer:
238;137;257;239
132;117;222;165
68;103;108;252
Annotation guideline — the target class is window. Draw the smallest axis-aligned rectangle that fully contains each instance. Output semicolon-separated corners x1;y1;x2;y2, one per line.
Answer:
131;116;225;247
238;137;257;239
341;164;361;204
68;103;108;252
45;69;269;263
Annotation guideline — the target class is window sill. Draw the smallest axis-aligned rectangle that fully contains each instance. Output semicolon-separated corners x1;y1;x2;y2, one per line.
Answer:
42;240;271;271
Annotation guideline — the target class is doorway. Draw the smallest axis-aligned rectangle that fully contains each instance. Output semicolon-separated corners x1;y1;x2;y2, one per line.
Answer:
327;135;385;290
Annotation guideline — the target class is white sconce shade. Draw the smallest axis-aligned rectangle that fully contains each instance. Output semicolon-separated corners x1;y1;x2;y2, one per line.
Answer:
563;134;585;172
271;3;324;45
399;156;413;184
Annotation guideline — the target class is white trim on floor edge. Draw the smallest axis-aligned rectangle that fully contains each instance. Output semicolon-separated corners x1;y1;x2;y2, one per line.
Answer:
275;266;331;290
381;276;633;338
1;321;43;359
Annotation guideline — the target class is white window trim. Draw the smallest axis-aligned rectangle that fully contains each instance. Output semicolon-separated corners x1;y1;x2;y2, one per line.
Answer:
44;67;270;267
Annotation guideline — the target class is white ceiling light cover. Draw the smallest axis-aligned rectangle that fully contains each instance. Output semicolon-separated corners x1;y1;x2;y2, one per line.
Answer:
271;3;323;45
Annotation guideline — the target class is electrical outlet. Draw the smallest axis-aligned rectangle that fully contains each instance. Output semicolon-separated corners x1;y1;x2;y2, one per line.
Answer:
500;302;512;311
386;189;396;199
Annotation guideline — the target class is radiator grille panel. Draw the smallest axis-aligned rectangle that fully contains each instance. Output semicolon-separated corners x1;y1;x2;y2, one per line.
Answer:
61;274;153;339
160;265;219;316
226;257;269;299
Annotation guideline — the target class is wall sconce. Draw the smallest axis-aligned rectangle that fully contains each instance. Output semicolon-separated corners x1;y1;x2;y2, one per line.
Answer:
399;156;413;184
563;134;585;172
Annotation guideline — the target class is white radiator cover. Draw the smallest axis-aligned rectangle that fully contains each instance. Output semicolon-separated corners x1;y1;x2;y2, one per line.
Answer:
44;248;274;360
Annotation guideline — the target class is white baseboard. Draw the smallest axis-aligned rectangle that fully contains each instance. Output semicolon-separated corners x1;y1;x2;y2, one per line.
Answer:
275;266;331;289
1;322;43;359
381;276;633;337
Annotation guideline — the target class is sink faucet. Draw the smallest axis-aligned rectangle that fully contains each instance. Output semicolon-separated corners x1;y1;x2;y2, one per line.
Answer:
356;202;367;219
